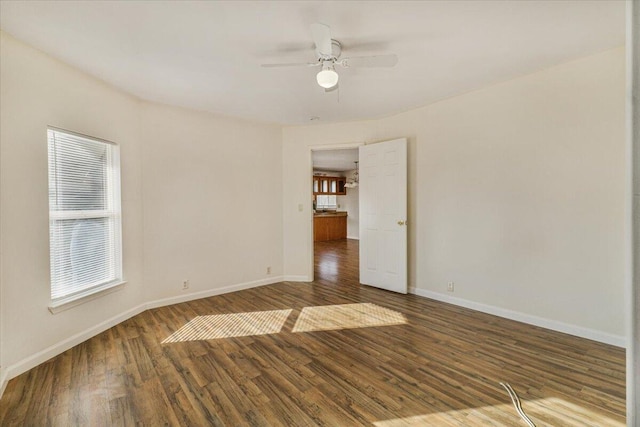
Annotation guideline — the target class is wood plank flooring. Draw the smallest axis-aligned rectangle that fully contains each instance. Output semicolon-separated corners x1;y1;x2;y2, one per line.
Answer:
0;238;626;425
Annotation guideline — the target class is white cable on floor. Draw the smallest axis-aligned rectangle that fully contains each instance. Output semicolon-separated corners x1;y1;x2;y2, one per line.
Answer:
500;382;536;427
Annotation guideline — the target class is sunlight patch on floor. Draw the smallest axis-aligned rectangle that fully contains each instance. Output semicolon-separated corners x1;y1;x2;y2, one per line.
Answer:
292;303;406;333
372;403;514;426
162;309;292;343
372;397;624;426
525;397;624;426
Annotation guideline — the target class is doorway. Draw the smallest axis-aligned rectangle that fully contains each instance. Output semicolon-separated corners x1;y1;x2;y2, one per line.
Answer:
309;138;409;291
311;147;360;284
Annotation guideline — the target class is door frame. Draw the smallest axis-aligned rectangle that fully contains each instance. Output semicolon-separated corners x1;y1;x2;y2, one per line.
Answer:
307;142;364;282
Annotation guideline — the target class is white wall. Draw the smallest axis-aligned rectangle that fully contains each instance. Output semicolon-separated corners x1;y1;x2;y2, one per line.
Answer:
0;32;145;374
283;47;626;343
338;169;359;239
0;32;284;386
141;103;283;301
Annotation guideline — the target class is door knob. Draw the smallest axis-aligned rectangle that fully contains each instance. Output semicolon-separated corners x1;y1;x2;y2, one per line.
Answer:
397;220;406;226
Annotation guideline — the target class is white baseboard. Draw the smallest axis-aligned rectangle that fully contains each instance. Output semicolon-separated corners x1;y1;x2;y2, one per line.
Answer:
410;287;626;348
0;367;9;398
1;303;147;397
0;276;286;398
282;275;311;282
346;236;360;240
146;276;284;309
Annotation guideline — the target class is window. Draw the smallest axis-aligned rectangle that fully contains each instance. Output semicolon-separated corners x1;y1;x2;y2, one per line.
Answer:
47;128;122;306
316;195;337;209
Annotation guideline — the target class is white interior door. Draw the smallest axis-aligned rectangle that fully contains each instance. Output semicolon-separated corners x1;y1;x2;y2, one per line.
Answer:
359;138;408;293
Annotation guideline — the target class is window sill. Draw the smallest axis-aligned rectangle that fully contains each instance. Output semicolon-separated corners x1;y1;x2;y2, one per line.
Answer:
48;281;127;314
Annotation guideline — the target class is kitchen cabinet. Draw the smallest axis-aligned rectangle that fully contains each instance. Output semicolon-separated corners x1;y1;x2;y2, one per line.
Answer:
314;213;347;241
313;176;346;195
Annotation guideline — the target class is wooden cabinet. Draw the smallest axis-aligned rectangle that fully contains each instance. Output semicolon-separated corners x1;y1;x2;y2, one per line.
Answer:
313;176;346;195
314;214;347;241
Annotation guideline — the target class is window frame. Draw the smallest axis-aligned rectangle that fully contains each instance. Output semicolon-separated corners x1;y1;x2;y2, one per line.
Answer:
316;194;338;210
47;127;124;312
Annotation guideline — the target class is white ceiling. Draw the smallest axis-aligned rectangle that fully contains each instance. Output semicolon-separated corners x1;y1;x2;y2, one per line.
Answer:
0;1;625;126
313;149;358;172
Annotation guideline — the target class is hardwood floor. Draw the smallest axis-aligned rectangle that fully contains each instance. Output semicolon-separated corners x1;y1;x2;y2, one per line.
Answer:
0;239;626;425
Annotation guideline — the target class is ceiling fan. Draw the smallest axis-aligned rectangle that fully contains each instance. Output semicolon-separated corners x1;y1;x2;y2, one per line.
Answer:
261;23;398;91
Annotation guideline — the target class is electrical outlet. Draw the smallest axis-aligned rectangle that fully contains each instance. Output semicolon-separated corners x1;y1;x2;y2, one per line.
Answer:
266;266;271;274
447;282;454;292
182;280;189;290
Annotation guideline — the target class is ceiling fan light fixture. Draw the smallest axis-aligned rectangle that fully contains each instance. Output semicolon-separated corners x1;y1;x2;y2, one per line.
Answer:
316;64;339;89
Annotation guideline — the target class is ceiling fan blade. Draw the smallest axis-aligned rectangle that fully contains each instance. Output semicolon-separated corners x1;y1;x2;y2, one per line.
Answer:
261;62;320;68
310;23;332;56
339;54;398;68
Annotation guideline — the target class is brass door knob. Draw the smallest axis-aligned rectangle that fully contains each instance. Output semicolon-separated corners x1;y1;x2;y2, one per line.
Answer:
397;220;406;226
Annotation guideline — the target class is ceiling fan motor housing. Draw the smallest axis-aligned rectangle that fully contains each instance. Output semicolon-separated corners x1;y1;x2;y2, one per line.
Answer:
316;40;342;61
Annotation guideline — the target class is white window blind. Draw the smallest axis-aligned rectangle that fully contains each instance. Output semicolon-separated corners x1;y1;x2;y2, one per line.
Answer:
316;195;337;209
47;128;122;304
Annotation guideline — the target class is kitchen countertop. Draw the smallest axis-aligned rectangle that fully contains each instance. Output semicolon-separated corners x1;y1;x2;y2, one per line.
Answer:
313;211;348;217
